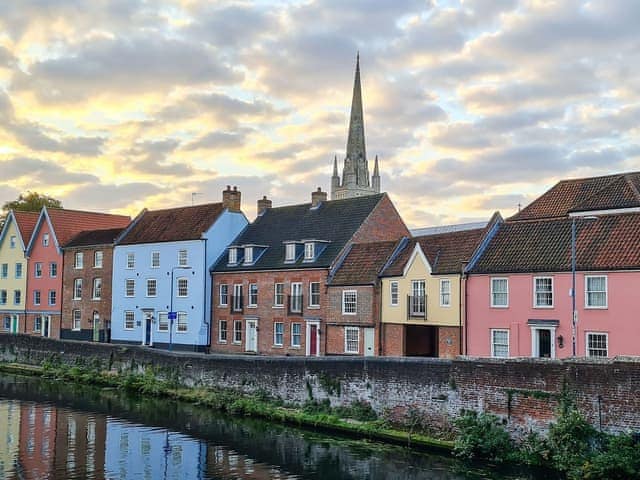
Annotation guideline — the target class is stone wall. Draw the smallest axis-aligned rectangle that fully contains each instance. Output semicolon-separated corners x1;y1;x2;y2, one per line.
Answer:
1;333;639;437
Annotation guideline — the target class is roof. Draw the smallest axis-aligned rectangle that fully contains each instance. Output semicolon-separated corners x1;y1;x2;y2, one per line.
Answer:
411;221;487;237
383;228;486;276
510;172;640;221
65;227;126;248
118;203;226;245
12;211;39;246
329;240;400;286
470;212;640;273
213;194;385;272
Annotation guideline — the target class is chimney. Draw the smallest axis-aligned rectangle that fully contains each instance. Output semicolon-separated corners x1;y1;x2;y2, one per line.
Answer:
311;187;327;208
222;185;241;212
257;195;272;216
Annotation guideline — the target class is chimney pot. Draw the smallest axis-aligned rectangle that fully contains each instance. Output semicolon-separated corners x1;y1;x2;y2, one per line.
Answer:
222;186;241;212
311;187;327;208
257;195;272;216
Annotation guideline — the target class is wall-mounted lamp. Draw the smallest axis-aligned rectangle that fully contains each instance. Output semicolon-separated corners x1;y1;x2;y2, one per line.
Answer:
558;335;564;349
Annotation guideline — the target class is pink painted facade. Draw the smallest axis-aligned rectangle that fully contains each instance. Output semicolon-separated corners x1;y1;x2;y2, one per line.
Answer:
466;271;639;358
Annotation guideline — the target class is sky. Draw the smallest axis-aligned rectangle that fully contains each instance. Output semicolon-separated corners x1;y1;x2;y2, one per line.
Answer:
0;0;639;228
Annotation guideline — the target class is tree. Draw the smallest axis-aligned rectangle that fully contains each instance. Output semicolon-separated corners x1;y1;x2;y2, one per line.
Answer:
1;191;63;228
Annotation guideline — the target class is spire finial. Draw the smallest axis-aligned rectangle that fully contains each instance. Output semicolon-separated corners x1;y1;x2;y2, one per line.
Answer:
345;52;366;166
333;155;338;176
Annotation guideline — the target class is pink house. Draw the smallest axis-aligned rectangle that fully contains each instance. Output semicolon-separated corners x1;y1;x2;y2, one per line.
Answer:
25;207;130;338
466;172;640;359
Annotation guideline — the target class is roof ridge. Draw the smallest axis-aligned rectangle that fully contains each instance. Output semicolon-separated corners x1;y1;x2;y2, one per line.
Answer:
144;202;223;214
412;227;485;241
569;173;626;211
557;171;634;184
624;174;640;201
45;207;130;218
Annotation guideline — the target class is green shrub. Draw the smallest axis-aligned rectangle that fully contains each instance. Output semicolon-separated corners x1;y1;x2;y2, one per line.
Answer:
453;411;514;463
517;430;552;467
335;400;377;421
581;433;640;480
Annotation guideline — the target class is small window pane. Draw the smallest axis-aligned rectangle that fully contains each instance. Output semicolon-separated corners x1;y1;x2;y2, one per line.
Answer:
492;330;509;358
587;333;608;357
345;327;359;354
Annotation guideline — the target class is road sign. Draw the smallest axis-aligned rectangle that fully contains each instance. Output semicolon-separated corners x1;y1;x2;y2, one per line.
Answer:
168;311;177;320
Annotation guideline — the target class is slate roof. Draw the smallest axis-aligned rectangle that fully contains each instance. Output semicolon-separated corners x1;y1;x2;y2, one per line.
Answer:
470;212;640;273
510;172;640;221
329;240;400;286
65;227;126;248
212;194;385;272
118;203;226;245
12;211;39;246
44;208;131;248
382;228;486;276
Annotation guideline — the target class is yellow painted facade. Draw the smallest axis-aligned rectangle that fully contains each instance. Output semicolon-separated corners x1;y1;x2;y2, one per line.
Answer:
0;401;21;476
381;244;461;327
0;217;27;328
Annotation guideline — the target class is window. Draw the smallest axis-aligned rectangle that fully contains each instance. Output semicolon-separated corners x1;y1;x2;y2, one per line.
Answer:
151;251;160;268
43;233;49;247
9;236;16;248
49;262;57;278
233;320;242;343
285;243;296;262
410;280;425;315
125;279;135;297
491;278;509;307
73;279;82;300
274;322;284;346
291;323;301;347
585;276;607;308
491;329;509;358
586;332;608;357
342;290;357;314
48;290;56;306
390;281;399;306
124;311;135;330
176;312;187;333
1;263;7;278
440;279;451;307
244;247;253;264
309;282;320;307
290;282;302;312
146;279;157;297
178;249;188;266
0;290;6;305
219;284;228;306
126;253;135;269
3;316;9;330
13;290;21;305
74;252;83;269
228;248;237;265
34;262;43;278
233;284;243;311
345;327;359;354
15;263;22;279
175;277;187;297
158;312;169;332
249;283;258;306
94;251;103;268
92;278;102;300
34;290;41;306
72;310;81;331
34;316;42;332
219;320;227;342
304;242;315;260
274;283;284;307
534;277;553;307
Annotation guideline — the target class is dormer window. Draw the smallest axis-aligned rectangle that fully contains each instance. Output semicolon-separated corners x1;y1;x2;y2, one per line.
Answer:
244;247;254;264
43;233;50;247
304;242;315;261
228;248;237;265
285;243;296;262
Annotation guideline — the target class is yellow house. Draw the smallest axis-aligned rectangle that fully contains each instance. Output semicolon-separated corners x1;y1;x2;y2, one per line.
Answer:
0;210;39;333
380;218;499;358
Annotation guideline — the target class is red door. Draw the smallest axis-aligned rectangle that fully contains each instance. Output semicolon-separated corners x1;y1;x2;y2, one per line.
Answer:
309;325;317;356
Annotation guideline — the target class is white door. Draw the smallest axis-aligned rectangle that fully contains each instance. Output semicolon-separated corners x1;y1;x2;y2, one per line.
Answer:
364;328;375;356
246;319;258;352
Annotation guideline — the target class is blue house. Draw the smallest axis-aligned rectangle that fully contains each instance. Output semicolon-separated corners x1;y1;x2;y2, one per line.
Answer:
111;186;247;351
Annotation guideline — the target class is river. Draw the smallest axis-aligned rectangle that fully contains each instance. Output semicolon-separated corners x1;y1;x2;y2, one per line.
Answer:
0;373;544;479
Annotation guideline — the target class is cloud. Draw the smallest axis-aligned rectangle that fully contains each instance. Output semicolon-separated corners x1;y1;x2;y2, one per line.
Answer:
0;157;99;185
62;181;164;210
183;130;252;151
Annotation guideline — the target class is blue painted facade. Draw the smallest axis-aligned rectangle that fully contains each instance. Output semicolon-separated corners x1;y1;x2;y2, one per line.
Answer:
111;210;247;350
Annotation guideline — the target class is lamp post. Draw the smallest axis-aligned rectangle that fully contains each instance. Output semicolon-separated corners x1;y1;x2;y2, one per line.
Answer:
169;266;192;351
571;216;597;357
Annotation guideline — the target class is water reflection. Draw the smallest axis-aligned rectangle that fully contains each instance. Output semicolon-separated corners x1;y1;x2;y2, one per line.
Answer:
0;374;539;480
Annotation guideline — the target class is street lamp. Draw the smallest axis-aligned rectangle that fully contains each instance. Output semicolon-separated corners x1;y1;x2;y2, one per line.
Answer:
570;216;597;356
169;266;192;351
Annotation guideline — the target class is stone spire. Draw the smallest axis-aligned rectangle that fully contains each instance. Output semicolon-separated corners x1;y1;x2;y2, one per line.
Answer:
372;155;380;193
331;154;340;192
345;52;366;165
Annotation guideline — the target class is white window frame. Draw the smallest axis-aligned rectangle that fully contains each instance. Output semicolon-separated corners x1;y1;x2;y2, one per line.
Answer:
218;320;228;343
34;262;42;278
0;290;6;305
124;311;135;330
13;290;20;305
291;322;301;347
228;248;237;265
530;326;557;359
344;326;359;354
244;247;254;264
233;320;242;344
533;276;554;308
74;252;83;269
73;279;82;300
158;312;169;332
146;279;157;298
92;278;102;300
34;290;41;306
49;262;57;278
273;322;284;346
309;282;320;307
584;275;607;309
219;284;228;306
290;282;302;312
48;289;56;306
491;277;509;308
176;312;187;333
178;249;188;267
248;283;258;307
342;290;357;315
440;279;451;307
233;284;243;311
284;243;296;262
72;310;81;331
43;233;49;247
126;252;135;269
151;251;160;268
410;280;426;315
274;283;284;307
125;279;135;297
586;332;608;357
0;263;7;278
177;278;188;298
15;263;22;279
491;329;510;358
304;242;315;261
390;281;399;306
9;236;16;248
94;251;103;268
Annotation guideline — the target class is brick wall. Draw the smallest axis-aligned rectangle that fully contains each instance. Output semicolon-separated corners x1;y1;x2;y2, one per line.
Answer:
438;326;460;359
2;334;640;437
382;323;404;356
351;195;410;243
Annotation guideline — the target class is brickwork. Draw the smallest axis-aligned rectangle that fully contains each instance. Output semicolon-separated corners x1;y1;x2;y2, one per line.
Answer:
382;323;404;356
350;195;409;243
438;326;461;359
24;313;60;338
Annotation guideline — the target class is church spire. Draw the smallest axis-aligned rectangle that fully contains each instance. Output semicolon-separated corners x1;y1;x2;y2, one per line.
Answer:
345;52;366;164
372;155;380;193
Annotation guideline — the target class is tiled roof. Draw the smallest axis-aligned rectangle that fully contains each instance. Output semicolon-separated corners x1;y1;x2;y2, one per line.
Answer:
470;212;640;273
65;227;126;248
118;203;226;245
213;194;385;272
329;240;400;285
383;228;485;276
12;211;39;245
510;172;640;221
46;208;131;247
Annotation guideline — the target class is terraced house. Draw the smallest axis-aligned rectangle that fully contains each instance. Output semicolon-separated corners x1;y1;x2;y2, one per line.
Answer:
0;210;38;333
467;172;640;358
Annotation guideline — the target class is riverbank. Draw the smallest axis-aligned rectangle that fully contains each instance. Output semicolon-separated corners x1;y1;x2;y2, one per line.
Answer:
0;361;454;453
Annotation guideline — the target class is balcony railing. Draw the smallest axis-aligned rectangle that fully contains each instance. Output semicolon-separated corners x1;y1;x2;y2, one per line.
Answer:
231;295;244;313
288;295;303;315
407;295;426;319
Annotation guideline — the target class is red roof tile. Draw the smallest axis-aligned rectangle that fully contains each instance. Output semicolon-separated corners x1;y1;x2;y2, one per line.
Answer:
12;211;39;246
45;208;131;248
65;227;126;248
329;240;400;285
119;203;226;245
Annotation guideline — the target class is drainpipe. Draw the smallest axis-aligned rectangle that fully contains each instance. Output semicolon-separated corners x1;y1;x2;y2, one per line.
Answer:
461;263;468;356
203;238;209;352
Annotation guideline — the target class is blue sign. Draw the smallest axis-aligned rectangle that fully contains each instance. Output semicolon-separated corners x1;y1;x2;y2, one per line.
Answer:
168;311;177;320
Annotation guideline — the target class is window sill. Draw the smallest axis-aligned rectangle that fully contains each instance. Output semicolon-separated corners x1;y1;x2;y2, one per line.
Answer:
247;305;257;309
232;341;242;345
533;305;554;309
273;305;284;309
584;306;608;310
218;340;227;344
308;305;320;309
290;345;301;349
92;298;101;301
219;304;228;308
491;305;509;309
71;328;81;332
272;344;284;348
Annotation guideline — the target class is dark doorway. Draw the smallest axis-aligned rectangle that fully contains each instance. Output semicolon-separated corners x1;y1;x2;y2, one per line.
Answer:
538;329;551;358
405;325;438;357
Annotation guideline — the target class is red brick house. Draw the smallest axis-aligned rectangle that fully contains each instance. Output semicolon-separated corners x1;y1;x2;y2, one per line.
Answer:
210;189;409;356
